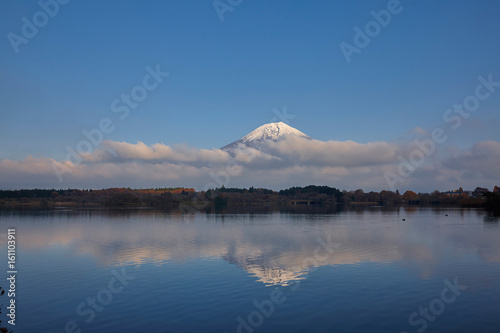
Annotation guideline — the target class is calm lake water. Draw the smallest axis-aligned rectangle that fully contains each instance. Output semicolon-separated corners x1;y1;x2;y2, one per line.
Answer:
1;207;500;333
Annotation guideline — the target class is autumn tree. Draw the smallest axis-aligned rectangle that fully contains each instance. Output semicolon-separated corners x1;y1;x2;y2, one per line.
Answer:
403;190;419;202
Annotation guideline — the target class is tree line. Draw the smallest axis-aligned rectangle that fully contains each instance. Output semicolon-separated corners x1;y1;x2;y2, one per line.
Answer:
0;185;498;210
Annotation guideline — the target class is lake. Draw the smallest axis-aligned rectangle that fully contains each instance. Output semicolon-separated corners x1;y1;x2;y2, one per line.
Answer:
1;207;499;332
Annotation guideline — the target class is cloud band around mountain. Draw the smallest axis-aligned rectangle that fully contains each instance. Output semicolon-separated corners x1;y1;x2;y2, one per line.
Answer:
0;136;498;191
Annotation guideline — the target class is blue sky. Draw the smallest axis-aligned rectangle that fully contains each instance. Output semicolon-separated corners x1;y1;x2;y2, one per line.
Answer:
0;0;499;190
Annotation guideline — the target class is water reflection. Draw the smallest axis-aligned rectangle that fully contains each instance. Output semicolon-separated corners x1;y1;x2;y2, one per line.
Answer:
484;210;500;223
1;207;499;286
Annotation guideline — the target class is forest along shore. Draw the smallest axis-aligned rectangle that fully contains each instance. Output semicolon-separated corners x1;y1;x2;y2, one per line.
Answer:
0;186;499;212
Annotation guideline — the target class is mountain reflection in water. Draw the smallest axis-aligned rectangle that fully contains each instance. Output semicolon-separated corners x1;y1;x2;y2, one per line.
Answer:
2;206;499;286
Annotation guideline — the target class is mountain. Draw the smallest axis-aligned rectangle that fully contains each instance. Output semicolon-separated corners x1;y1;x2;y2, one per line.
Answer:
221;122;311;150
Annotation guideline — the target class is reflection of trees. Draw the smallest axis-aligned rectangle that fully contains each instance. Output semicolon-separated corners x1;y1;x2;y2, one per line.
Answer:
484;210;500;223
482;192;500;223
404;205;418;214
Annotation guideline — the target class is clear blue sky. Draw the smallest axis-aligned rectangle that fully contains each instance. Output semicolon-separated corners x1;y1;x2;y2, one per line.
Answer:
1;0;499;190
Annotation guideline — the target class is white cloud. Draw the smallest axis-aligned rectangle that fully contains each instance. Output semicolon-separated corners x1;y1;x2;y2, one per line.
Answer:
444;140;500;180
267;136;399;167
0;138;498;191
84;140;230;164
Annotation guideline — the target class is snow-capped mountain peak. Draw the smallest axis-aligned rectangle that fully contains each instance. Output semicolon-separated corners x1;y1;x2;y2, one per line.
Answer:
241;122;310;142
221;122;311;150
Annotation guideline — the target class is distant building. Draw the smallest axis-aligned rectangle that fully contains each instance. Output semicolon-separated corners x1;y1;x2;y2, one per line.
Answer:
440;187;497;198
442;188;468;198
463;190;473;197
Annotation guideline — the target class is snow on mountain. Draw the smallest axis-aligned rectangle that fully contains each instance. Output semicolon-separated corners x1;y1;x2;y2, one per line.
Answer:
221;122;311;150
